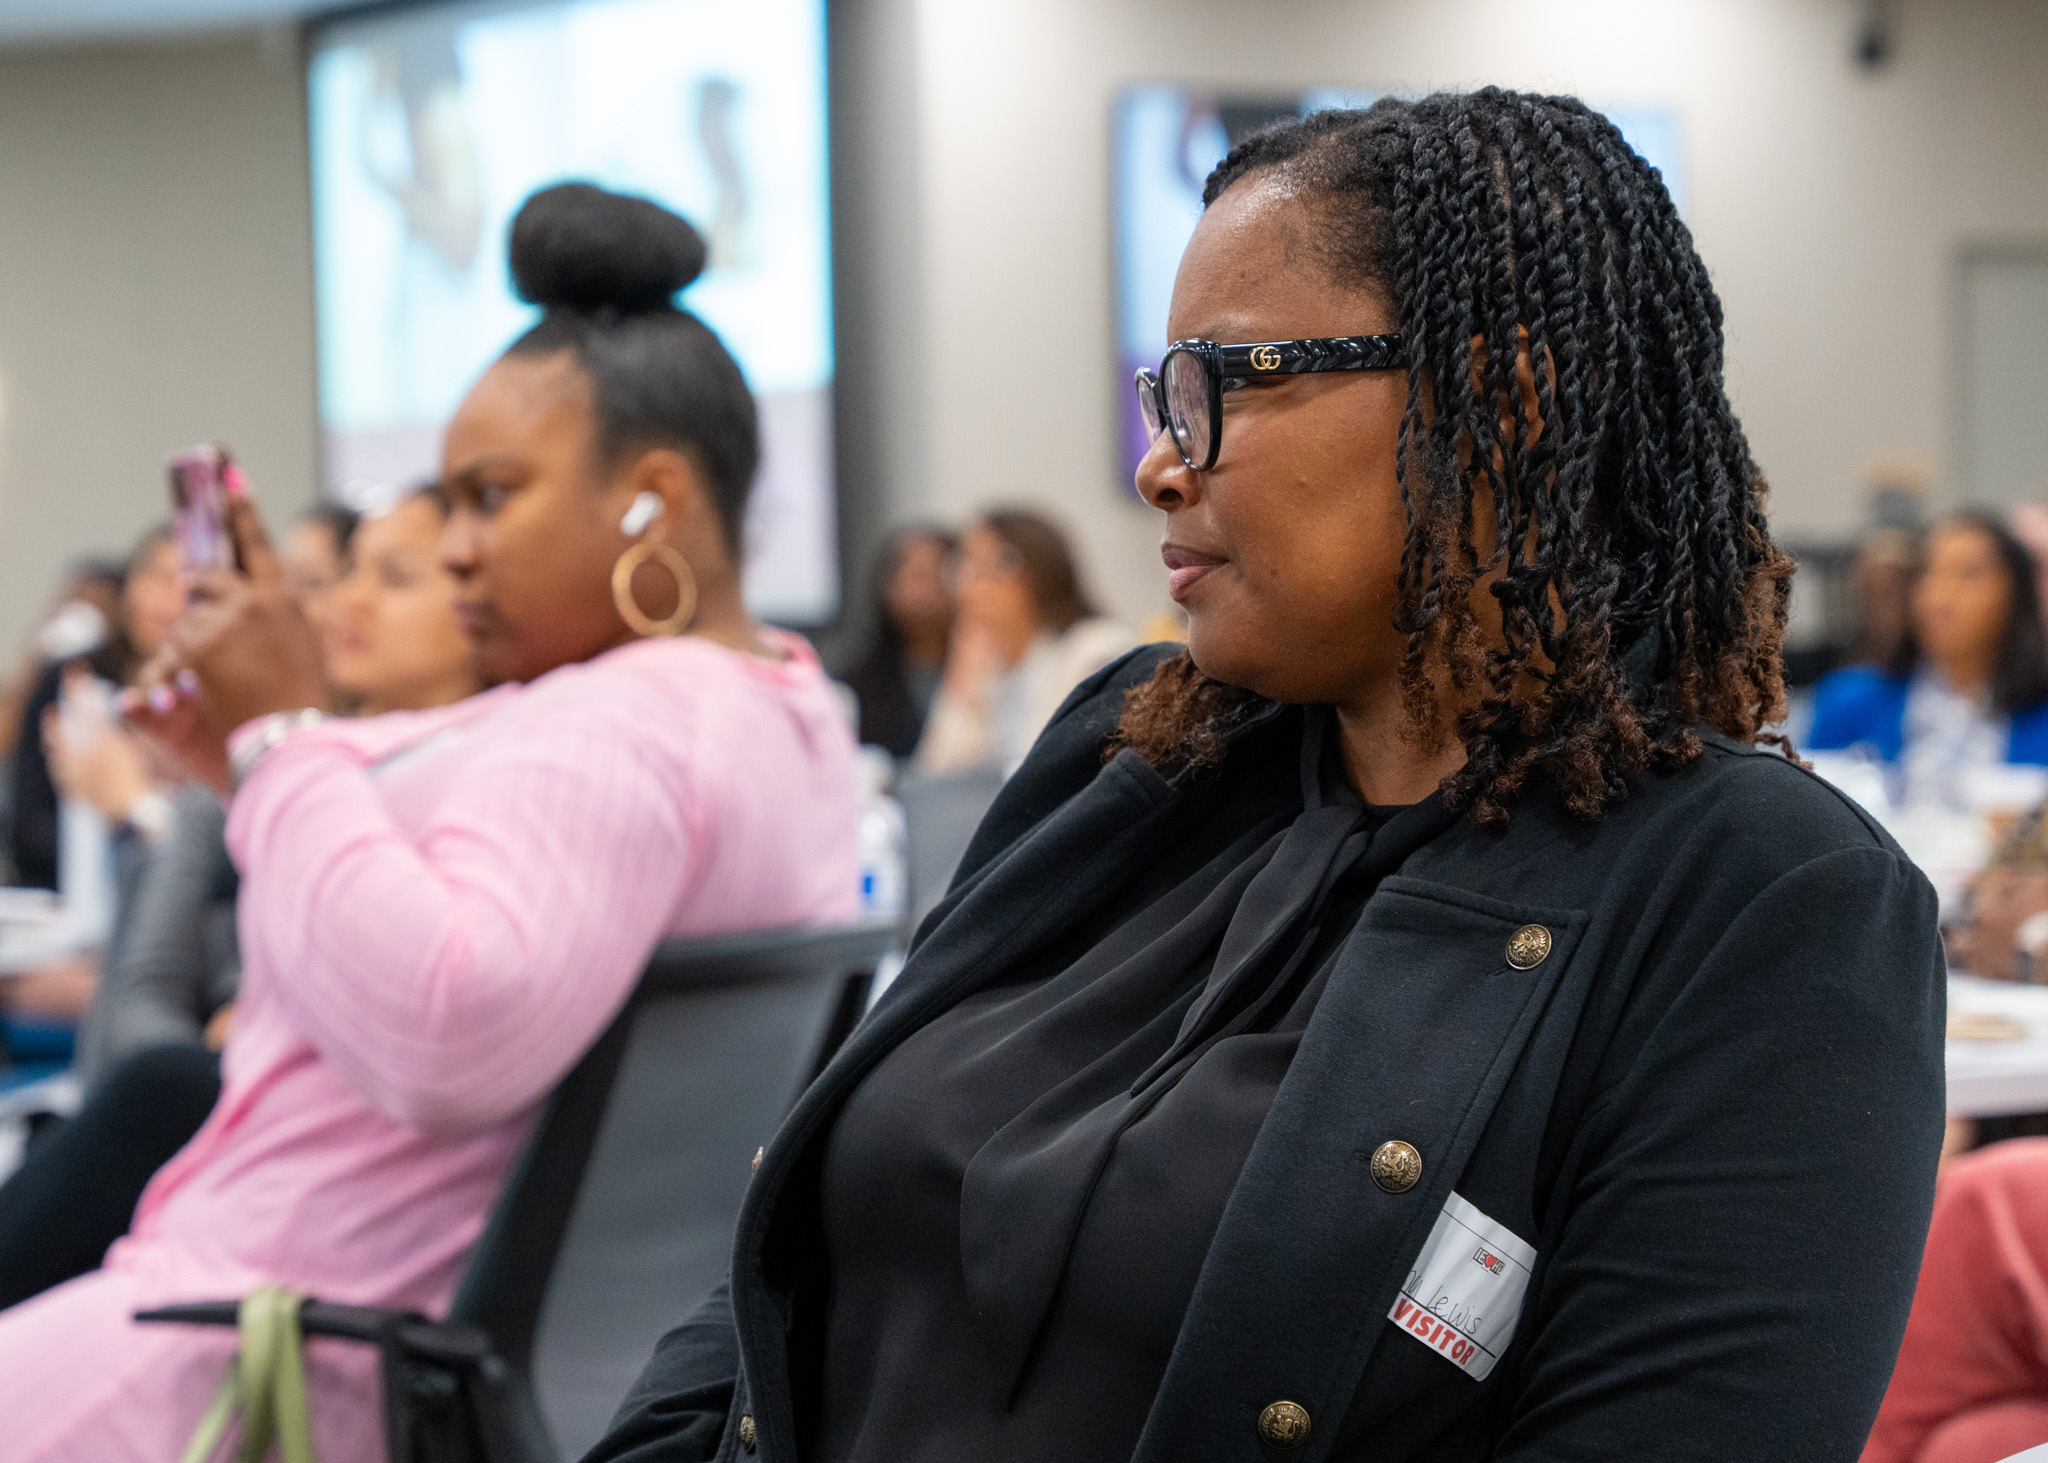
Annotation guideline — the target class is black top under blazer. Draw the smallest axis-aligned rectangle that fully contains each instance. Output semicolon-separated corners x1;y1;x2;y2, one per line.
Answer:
589;644;1948;1463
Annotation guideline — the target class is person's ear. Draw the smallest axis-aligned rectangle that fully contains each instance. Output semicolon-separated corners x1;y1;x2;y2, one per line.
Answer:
615;449;718;551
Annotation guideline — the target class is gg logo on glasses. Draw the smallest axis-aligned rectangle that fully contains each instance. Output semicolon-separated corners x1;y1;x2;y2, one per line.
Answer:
1135;334;1406;472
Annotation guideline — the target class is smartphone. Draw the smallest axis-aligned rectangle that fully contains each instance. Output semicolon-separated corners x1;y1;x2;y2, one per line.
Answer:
167;442;236;575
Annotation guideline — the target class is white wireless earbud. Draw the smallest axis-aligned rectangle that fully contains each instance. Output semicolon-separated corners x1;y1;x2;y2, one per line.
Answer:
619;491;663;537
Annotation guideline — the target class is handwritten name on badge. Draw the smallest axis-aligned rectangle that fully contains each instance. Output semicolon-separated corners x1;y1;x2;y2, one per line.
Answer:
1387;1192;1536;1381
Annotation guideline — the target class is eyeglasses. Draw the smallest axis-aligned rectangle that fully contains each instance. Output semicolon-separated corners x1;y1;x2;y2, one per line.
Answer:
1133;335;1407;473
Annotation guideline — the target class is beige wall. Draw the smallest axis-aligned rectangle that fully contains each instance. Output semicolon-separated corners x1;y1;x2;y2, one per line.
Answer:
864;0;2048;635
0;29;315;652
6;0;2048;650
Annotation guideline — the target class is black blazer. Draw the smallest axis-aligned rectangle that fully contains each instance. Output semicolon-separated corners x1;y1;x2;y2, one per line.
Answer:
591;645;1946;1463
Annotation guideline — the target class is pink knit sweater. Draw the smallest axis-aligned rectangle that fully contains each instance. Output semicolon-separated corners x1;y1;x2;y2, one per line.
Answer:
0;630;859;1461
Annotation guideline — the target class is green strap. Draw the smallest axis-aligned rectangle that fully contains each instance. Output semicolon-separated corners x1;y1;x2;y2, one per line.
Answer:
178;1287;318;1463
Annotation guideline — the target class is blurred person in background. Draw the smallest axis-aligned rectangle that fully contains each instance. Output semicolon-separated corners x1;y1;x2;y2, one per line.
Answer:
0;485;485;1314
2007;501;2048;614
1863;1136;2048;1463
839;525;956;757
0;559;124;773
40;670;177;860
12;507;366;1030
280;500;361;641
321;486;480;715
913;508;1134;775
2;529;184;1028
1809;512;2048;804
1945;804;2048;983
1936;806;2048;1166
6;527;181;895
11;505;359;1028
596;91;1939;1463
0;182;858;1463
1876;556;2048;1463
1851;525;1921;670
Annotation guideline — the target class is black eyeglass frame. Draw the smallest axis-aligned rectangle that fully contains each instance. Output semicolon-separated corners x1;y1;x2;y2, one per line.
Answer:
1134;334;1407;472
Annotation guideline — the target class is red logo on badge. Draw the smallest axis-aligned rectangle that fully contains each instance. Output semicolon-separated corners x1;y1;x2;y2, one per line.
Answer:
1474;1248;1506;1275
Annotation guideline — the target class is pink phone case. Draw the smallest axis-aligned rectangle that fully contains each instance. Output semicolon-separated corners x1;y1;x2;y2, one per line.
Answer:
167;443;234;574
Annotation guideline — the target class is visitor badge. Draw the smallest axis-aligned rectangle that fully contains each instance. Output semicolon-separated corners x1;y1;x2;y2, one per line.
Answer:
1387;1191;1536;1381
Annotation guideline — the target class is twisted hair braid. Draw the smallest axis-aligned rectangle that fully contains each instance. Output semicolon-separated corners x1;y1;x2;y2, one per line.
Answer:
1114;89;1793;824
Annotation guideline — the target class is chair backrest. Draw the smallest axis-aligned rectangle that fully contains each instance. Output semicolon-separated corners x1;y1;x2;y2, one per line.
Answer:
448;924;894;1461
895;768;1005;933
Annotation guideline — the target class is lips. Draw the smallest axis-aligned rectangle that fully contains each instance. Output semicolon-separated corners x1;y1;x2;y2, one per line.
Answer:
453;601;496;640
1161;542;1226;602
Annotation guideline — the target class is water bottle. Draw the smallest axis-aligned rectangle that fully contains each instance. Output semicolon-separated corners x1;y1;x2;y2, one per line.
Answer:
856;748;907;922
54;674;117;948
855;747;907;924
54;800;113;948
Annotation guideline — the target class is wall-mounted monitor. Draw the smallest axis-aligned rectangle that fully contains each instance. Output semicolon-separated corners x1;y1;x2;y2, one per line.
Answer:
1112;86;1684;491
308;0;837;622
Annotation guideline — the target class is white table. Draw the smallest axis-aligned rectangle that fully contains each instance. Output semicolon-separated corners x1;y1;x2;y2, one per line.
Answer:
1947;976;2048;1117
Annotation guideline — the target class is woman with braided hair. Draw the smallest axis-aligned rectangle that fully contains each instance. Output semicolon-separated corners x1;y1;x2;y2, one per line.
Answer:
590;91;1942;1463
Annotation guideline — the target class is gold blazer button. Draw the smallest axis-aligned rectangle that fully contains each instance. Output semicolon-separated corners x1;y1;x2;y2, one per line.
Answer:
1370;1139;1423;1194
739;1413;757;1453
1506;923;1553;970
1257;1399;1311;1449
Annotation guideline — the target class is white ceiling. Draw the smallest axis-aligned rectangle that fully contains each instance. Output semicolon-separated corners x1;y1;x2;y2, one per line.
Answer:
0;0;317;46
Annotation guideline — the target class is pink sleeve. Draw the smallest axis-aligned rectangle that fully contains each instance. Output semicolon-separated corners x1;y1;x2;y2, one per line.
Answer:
224;708;696;1133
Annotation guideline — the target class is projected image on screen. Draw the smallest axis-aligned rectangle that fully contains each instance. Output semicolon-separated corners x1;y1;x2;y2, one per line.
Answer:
1112;86;1683;491
309;0;836;622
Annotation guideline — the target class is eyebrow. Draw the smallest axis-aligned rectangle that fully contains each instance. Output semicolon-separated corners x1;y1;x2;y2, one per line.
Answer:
440;455;525;485
1169;316;1275;346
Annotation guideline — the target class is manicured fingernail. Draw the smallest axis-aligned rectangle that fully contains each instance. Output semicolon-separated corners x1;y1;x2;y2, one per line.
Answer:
223;465;248;499
175;669;199;695
148;685;176;713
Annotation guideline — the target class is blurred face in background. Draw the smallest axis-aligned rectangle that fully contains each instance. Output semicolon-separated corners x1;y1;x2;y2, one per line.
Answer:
284;518;350;634
325;494;481;716
123;538;184;663
1913;523;2014;690
1852;534;1918;668
61;570;123;631
954;524;1039;662
885;533;955;663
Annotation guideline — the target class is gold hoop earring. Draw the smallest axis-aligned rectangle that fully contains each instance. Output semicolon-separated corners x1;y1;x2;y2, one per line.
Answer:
611;541;698;637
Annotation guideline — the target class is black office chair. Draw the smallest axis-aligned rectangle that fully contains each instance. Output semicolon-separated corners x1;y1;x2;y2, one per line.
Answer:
894;768;1004;935
137;923;894;1463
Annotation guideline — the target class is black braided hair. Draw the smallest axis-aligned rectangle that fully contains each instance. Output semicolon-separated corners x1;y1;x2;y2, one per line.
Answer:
1114;89;1793;824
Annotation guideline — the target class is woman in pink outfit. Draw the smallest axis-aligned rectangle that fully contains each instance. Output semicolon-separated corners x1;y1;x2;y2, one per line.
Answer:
1862;1138;2048;1463
0;183;859;1460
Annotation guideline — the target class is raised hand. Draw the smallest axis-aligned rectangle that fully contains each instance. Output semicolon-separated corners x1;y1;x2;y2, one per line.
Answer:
172;493;331;736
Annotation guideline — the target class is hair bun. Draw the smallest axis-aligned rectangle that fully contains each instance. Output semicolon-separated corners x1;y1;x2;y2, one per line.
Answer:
509;182;707;314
